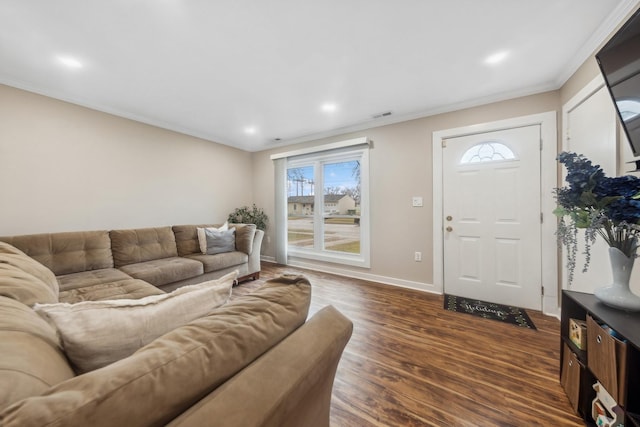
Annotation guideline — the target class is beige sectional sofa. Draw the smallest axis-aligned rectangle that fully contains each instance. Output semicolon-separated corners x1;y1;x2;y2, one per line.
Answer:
0;223;264;298
0;225;353;426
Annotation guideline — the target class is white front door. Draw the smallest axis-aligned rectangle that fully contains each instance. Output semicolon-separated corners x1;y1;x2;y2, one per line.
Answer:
442;125;542;310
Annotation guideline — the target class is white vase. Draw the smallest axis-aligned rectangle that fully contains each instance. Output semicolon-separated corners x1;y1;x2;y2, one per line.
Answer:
594;247;640;312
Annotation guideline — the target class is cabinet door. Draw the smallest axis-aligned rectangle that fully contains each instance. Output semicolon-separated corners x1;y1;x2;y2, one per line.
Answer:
587;315;627;403
561;343;581;413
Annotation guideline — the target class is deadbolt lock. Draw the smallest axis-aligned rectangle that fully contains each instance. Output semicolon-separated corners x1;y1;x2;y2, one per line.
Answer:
446;215;453;221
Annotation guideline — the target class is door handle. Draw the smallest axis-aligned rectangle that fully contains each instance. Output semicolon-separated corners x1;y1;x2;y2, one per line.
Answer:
446;226;453;232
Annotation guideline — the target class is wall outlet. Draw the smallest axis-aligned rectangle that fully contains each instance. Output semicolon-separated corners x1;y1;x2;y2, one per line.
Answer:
414;251;422;262
412;196;423;207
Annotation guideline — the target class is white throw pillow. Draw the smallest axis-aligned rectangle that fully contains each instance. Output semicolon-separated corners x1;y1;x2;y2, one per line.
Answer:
197;222;229;254
33;270;238;373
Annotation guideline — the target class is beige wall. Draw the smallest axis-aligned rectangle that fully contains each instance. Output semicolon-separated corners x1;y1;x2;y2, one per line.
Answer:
252;91;560;286
3;4;634;287
253;5;640;289
560;58;600;105
0;84;253;235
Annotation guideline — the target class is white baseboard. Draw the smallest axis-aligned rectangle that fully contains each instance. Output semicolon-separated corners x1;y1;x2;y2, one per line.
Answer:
261;256;438;295
543;295;561;319
261;256;561;319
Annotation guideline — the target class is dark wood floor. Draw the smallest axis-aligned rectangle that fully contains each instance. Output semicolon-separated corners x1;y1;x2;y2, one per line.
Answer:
232;262;583;427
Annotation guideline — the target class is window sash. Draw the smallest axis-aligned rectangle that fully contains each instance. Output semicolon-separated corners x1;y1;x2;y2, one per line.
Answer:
277;145;370;268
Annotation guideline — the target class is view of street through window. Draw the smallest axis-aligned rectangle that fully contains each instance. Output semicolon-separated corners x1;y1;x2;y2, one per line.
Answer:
287;160;361;254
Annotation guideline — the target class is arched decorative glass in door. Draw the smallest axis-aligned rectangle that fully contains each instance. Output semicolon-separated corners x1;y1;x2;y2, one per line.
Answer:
459;141;517;164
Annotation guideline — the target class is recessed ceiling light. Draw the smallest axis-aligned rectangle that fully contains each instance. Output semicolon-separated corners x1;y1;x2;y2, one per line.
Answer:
57;55;84;69
321;103;337;113
244;126;257;135
484;51;509;65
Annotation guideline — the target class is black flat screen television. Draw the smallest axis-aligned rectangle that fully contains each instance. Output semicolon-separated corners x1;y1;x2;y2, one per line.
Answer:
596;7;640;159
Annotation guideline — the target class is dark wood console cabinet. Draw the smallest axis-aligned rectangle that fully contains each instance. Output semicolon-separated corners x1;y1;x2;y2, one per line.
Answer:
560;290;640;426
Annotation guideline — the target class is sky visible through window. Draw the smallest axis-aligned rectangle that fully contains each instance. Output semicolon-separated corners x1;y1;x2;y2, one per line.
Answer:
288;161;359;197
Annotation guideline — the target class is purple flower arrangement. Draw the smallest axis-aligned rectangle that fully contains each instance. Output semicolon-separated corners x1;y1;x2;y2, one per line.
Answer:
554;152;640;283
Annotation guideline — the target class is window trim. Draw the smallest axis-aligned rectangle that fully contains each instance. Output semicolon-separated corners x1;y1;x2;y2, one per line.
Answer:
270;137;368;160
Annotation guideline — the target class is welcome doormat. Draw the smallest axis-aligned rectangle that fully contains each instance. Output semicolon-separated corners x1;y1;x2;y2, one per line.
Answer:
444;294;536;330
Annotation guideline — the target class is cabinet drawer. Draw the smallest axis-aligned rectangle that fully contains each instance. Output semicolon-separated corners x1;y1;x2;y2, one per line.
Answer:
561;342;582;413
587;315;628;404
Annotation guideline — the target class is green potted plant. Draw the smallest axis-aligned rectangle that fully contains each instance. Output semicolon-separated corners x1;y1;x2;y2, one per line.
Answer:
227;204;268;231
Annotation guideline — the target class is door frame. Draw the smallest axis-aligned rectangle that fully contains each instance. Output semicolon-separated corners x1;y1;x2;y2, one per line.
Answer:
561;75;617;294
432;111;559;317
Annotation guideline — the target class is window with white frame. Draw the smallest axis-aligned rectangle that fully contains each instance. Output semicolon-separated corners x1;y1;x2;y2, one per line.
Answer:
272;139;370;268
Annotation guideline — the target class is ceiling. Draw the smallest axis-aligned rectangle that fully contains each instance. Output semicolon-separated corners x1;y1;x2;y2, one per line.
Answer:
1;1;638;152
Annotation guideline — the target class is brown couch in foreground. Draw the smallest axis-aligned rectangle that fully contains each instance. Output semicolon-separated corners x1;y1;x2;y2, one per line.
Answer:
0;237;353;426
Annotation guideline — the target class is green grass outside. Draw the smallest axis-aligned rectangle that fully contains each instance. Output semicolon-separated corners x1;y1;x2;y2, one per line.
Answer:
325;241;360;254
288;232;313;242
288;227;312;233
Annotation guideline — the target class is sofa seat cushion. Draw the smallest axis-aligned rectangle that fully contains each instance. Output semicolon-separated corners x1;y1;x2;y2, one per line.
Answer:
34;271;237;374
0;242;59;305
57;268;135;292
185;251;248;273
0;297;75;412
117;257;204;287
58;268;163;302
0;274;311;427
59;279;164;304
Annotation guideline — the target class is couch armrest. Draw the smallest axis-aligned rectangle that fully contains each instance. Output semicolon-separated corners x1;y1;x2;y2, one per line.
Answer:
246;229;264;277
167;305;353;427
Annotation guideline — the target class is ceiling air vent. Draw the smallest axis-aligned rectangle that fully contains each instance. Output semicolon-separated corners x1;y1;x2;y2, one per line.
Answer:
372;111;392;119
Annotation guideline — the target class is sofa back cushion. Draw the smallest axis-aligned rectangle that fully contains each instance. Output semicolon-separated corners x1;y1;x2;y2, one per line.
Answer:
0;296;75;412
110;227;178;267
231;224;257;255
0;274;312;427
173;224;257;257
0;242;59;305
0;231;113;276
173;224;219;256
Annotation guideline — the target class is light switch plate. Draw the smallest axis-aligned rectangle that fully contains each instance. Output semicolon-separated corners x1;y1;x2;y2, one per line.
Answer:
412;196;423;207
